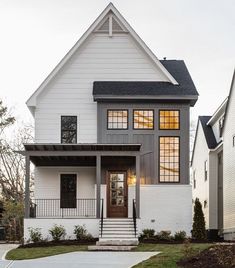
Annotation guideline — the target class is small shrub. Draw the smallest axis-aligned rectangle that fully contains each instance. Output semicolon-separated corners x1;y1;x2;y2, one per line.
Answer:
28;227;42;243
49;224;66;241
140;229;155;239
174;231;187;241
182;239;194;258
74;225;93;240
157;230;172;241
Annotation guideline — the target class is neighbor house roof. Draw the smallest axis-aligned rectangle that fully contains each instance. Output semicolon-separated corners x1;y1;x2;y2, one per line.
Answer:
93;60;198;106
199;116;218;149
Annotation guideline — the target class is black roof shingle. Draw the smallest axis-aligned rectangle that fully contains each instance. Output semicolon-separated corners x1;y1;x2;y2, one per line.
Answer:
93;60;199;103
199;116;218;149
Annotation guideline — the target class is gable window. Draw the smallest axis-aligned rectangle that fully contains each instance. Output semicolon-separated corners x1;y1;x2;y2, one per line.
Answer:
219;117;224;137
204;160;208;181
159;137;180;182
133;110;154;129
61;116;77;144
107;110;128;129
60;174;77;208
159;110;180;130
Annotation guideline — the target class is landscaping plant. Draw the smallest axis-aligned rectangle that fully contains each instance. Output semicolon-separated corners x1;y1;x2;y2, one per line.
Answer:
174;230;187;241
49;225;66;241
140;229;155;239
28;227;42;243
74;225;93;240
157;230;172;241
192;198;206;240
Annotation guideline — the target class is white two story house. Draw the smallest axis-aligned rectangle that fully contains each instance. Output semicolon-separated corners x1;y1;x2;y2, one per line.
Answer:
21;3;198;243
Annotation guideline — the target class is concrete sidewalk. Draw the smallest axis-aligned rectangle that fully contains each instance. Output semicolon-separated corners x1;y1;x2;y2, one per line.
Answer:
0;251;159;268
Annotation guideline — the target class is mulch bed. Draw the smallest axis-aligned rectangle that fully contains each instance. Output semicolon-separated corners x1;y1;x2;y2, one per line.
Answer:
178;245;235;268
19;239;98;248
139;238;214;244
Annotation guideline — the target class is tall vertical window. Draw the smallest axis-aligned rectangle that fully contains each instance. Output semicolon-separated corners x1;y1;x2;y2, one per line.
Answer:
133;110;154;129
204;160;208;181
159;137;180;182
219;117;224;137
159;110;180;129
60;174;77;208
107;110;128;129
61;116;77;144
233;135;235;147
193;170;196;189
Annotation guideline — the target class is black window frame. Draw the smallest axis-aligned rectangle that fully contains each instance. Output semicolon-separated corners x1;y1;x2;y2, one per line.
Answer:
60;174;77;209
159;109;180;130
61;116;77;144
233;135;235;147
107;109;128;130
204;160;208;181
133;109;154;130
158;136;180;183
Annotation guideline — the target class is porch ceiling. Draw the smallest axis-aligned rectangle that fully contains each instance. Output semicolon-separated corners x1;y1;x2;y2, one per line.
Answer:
21;143;141;166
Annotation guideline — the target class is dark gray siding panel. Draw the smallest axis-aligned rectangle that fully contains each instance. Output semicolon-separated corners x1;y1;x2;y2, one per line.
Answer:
97;102;190;185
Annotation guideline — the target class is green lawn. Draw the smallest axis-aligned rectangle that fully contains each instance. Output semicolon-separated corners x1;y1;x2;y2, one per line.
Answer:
132;243;212;268
5;245;88;260
6;242;212;267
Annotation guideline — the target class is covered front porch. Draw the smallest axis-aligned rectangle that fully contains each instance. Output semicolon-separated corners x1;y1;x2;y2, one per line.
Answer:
22;144;141;220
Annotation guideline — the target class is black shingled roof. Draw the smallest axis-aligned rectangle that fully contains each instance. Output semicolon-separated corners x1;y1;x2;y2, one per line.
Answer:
199;116;218;149
93;60;199;100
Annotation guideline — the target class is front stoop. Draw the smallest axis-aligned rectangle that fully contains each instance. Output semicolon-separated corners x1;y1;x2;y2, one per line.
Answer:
96;218;139;249
88;245;137;251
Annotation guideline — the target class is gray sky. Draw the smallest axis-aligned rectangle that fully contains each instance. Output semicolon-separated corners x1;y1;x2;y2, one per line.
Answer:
0;0;234;123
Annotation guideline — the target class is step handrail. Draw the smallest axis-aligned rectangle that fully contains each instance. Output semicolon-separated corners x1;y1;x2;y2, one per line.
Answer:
100;199;104;237
133;199;137;237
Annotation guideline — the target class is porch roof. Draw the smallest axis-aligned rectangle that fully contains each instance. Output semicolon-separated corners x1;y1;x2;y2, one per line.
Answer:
24;143;141;152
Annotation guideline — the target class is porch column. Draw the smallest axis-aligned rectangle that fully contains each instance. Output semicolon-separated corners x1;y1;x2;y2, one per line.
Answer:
135;155;140;218
96;155;101;218
25;155;30;218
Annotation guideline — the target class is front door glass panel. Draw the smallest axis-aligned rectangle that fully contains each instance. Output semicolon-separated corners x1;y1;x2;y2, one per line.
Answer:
110;173;125;206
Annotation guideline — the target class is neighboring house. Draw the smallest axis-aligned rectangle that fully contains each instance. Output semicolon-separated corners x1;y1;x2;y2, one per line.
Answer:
191;98;227;234
223;70;235;240
21;3;198;244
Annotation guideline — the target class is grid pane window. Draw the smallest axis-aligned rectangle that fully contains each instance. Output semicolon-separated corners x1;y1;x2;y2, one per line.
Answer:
133;110;154;129
159;110;180;129
61;116;77;144
107;110;128;129
159;137;180;182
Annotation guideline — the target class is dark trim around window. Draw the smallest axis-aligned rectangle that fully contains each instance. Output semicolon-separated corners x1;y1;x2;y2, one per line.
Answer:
158;136;180;183
107;109;128;130
133;109;154;130
61;116;77;144
158;109;180;130
60;174;77;208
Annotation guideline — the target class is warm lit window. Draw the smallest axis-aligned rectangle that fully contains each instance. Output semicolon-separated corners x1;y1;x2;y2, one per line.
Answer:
159;110;180;130
159;137;180;182
61;116;77;144
133;110;154;129
204;160;208;181
107;110;128;129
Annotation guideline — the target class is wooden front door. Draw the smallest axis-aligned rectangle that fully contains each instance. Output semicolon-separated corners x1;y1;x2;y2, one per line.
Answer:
107;171;128;218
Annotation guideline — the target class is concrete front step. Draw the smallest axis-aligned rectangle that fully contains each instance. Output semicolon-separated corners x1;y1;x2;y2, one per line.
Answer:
97;239;139;246
88;245;137;251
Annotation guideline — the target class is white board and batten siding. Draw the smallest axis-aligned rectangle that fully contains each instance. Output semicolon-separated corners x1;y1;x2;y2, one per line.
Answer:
35;33;169;143
223;79;235;240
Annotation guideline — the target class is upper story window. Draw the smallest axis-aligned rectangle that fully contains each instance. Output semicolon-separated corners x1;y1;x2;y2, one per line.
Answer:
193;170;196;189
61;116;77;144
159;136;180;182
233;135;235;147
204;160;208;181
107;110;128;129
133;110;154;129
159;110;180;130
219;117;224;137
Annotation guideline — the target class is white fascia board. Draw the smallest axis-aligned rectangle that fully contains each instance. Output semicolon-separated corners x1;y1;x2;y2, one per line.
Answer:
26;3;178;109
206;97;228;126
